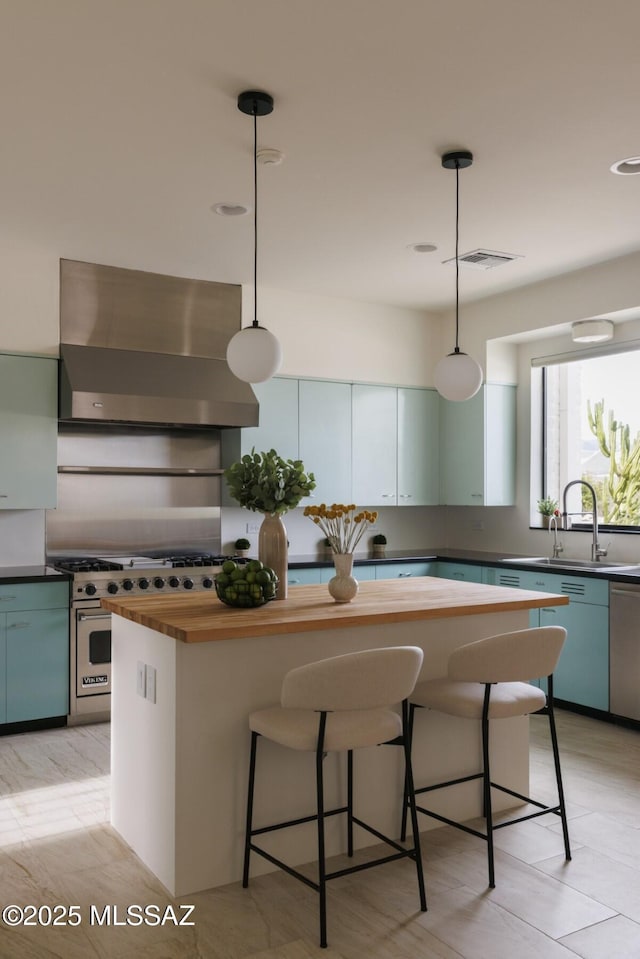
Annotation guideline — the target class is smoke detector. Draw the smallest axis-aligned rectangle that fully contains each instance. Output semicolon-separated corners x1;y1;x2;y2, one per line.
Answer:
443;248;522;270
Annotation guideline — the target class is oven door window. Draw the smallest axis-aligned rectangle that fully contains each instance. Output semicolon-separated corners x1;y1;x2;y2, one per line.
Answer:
89;629;111;665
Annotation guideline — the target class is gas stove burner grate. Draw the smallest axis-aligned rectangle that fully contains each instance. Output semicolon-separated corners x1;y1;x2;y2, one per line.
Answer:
162;553;231;568
55;558;123;573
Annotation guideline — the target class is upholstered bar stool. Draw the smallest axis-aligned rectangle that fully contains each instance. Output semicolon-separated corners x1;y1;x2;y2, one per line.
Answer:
243;646;427;948
401;626;571;887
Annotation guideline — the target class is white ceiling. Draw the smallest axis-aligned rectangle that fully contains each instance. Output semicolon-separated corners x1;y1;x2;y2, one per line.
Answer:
2;0;640;312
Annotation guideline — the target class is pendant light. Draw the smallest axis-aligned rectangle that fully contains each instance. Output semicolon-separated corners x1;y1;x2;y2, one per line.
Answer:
433;150;483;402
226;90;283;384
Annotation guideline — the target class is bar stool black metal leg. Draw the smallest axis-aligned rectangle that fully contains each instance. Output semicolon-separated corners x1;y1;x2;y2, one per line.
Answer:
347;749;354;857
400;702;417;842
402;700;427;911
547;681;571;861
316;713;328;949
243;731;259;888
481;686;495;888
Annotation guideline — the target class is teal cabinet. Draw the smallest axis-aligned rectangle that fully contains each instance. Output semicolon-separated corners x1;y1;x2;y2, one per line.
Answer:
376;562;436;580
222;377;299;506
352;385;397;506
397;388;439;505
435;561;486;583
0;581;69;724
287;567;322;586
0;354;58;508
491;563;609;710
439;384;516;506
299;379;352;506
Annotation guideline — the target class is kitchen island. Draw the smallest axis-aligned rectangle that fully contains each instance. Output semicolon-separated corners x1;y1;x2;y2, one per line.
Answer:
103;577;567;897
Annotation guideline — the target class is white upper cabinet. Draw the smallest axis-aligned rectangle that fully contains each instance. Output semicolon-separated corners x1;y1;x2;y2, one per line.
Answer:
351;385;397;506
299;379;351;506
0;354;57;509
439;384;516;506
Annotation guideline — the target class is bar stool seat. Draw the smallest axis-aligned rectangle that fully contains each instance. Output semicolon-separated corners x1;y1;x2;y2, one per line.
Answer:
243;645;427;949
402;626;571;888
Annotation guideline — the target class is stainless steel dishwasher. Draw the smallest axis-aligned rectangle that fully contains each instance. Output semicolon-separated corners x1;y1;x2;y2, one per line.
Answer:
609;582;640;721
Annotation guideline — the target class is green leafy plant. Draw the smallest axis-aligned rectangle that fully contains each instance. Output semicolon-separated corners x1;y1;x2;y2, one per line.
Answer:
537;497;558;516
372;533;387;545
587;399;640;524
234;538;250;551
225;448;316;515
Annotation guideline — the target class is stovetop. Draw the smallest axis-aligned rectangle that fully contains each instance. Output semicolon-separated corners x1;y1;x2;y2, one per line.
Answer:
54;553;240;600
55;553;231;574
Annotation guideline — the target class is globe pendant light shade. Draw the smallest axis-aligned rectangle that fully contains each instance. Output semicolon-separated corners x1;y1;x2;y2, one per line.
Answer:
227;324;283;383
436;150;483;402
226;90;282;384
434;350;483;402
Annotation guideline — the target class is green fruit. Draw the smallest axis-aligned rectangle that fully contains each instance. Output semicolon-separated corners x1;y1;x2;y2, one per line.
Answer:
247;559;263;572
215;573;230;587
222;560;237;574
230;568;246;582
256;570;271;584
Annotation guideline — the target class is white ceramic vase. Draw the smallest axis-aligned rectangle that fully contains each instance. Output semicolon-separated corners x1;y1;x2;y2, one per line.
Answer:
327;553;359;603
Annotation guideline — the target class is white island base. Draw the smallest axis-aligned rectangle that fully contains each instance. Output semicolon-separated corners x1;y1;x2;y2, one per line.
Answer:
110;602;539;898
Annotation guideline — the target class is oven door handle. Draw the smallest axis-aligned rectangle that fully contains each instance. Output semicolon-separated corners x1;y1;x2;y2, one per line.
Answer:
78;612;112;622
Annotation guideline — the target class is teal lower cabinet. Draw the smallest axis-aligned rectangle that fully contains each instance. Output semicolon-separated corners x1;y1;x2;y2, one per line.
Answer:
538;602;609;712
435;561;486;583
376;562;436;580
0;581;69;725
287;568;322;586
490;565;610;712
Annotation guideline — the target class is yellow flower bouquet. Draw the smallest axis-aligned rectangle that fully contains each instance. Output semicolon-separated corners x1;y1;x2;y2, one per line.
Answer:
304;503;378;554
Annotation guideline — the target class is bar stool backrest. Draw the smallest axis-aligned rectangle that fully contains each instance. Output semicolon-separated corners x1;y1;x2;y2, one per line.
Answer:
281;646;424;711
447;626;567;684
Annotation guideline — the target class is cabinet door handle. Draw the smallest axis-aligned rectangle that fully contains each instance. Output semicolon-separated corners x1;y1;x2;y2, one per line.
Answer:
0;596;17;602
398;572;413;577
381;493;395;498
399;494;413;499
0;494;8;499
541;607;557;612
8;621;30;629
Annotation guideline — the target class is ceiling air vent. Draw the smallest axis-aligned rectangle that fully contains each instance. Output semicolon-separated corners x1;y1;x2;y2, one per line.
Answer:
443;249;522;270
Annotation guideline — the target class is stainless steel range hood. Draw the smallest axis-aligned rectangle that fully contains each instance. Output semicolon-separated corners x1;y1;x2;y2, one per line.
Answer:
58;259;259;428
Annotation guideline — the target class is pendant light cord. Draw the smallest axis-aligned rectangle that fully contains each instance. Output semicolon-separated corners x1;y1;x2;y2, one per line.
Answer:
454;161;460;353
252;105;259;329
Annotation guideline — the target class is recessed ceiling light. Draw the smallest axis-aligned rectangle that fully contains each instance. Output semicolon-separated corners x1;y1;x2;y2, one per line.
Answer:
257;148;285;166
408;242;438;253
610;156;640;175
212;202;250;216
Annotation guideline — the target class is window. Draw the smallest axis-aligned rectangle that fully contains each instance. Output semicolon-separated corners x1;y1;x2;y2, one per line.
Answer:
542;349;640;529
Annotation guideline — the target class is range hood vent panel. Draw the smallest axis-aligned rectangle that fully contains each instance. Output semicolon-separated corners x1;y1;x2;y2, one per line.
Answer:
59;260;259;429
59;344;259;429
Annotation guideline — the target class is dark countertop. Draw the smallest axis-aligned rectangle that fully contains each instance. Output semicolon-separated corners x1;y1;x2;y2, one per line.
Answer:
0;566;72;584
289;548;640;583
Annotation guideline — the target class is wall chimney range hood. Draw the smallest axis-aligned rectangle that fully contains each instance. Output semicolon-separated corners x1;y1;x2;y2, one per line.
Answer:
58;259;259;429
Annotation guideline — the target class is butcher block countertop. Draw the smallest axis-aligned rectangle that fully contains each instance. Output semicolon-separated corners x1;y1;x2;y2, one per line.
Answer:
101;577;568;645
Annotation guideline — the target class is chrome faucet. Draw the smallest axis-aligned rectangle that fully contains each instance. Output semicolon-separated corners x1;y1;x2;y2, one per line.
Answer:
561;479;608;562
549;514;563;558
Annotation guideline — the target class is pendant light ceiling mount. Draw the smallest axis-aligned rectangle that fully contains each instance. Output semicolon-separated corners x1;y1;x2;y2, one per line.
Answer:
433;148;484;402
226;89;283;384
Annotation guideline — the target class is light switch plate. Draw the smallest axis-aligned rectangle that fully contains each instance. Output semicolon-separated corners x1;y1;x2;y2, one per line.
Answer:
136;661;146;698
145;665;157;704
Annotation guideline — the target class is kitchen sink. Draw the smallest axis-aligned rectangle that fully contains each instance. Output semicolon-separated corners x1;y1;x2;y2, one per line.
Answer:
502;557;637;571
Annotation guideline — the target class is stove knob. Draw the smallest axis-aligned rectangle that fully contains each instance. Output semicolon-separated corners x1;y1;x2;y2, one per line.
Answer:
168;576;180;588
123;579;134;591
202;577;213;589
153;577;165;589
85;583;97;596
139;577;150;590
183;577;194;590
107;582;119;595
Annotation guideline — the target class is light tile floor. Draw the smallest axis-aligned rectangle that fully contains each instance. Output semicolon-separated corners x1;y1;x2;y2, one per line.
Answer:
0;710;638;958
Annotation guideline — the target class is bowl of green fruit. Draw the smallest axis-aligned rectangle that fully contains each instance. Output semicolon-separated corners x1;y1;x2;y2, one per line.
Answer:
214;559;278;608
